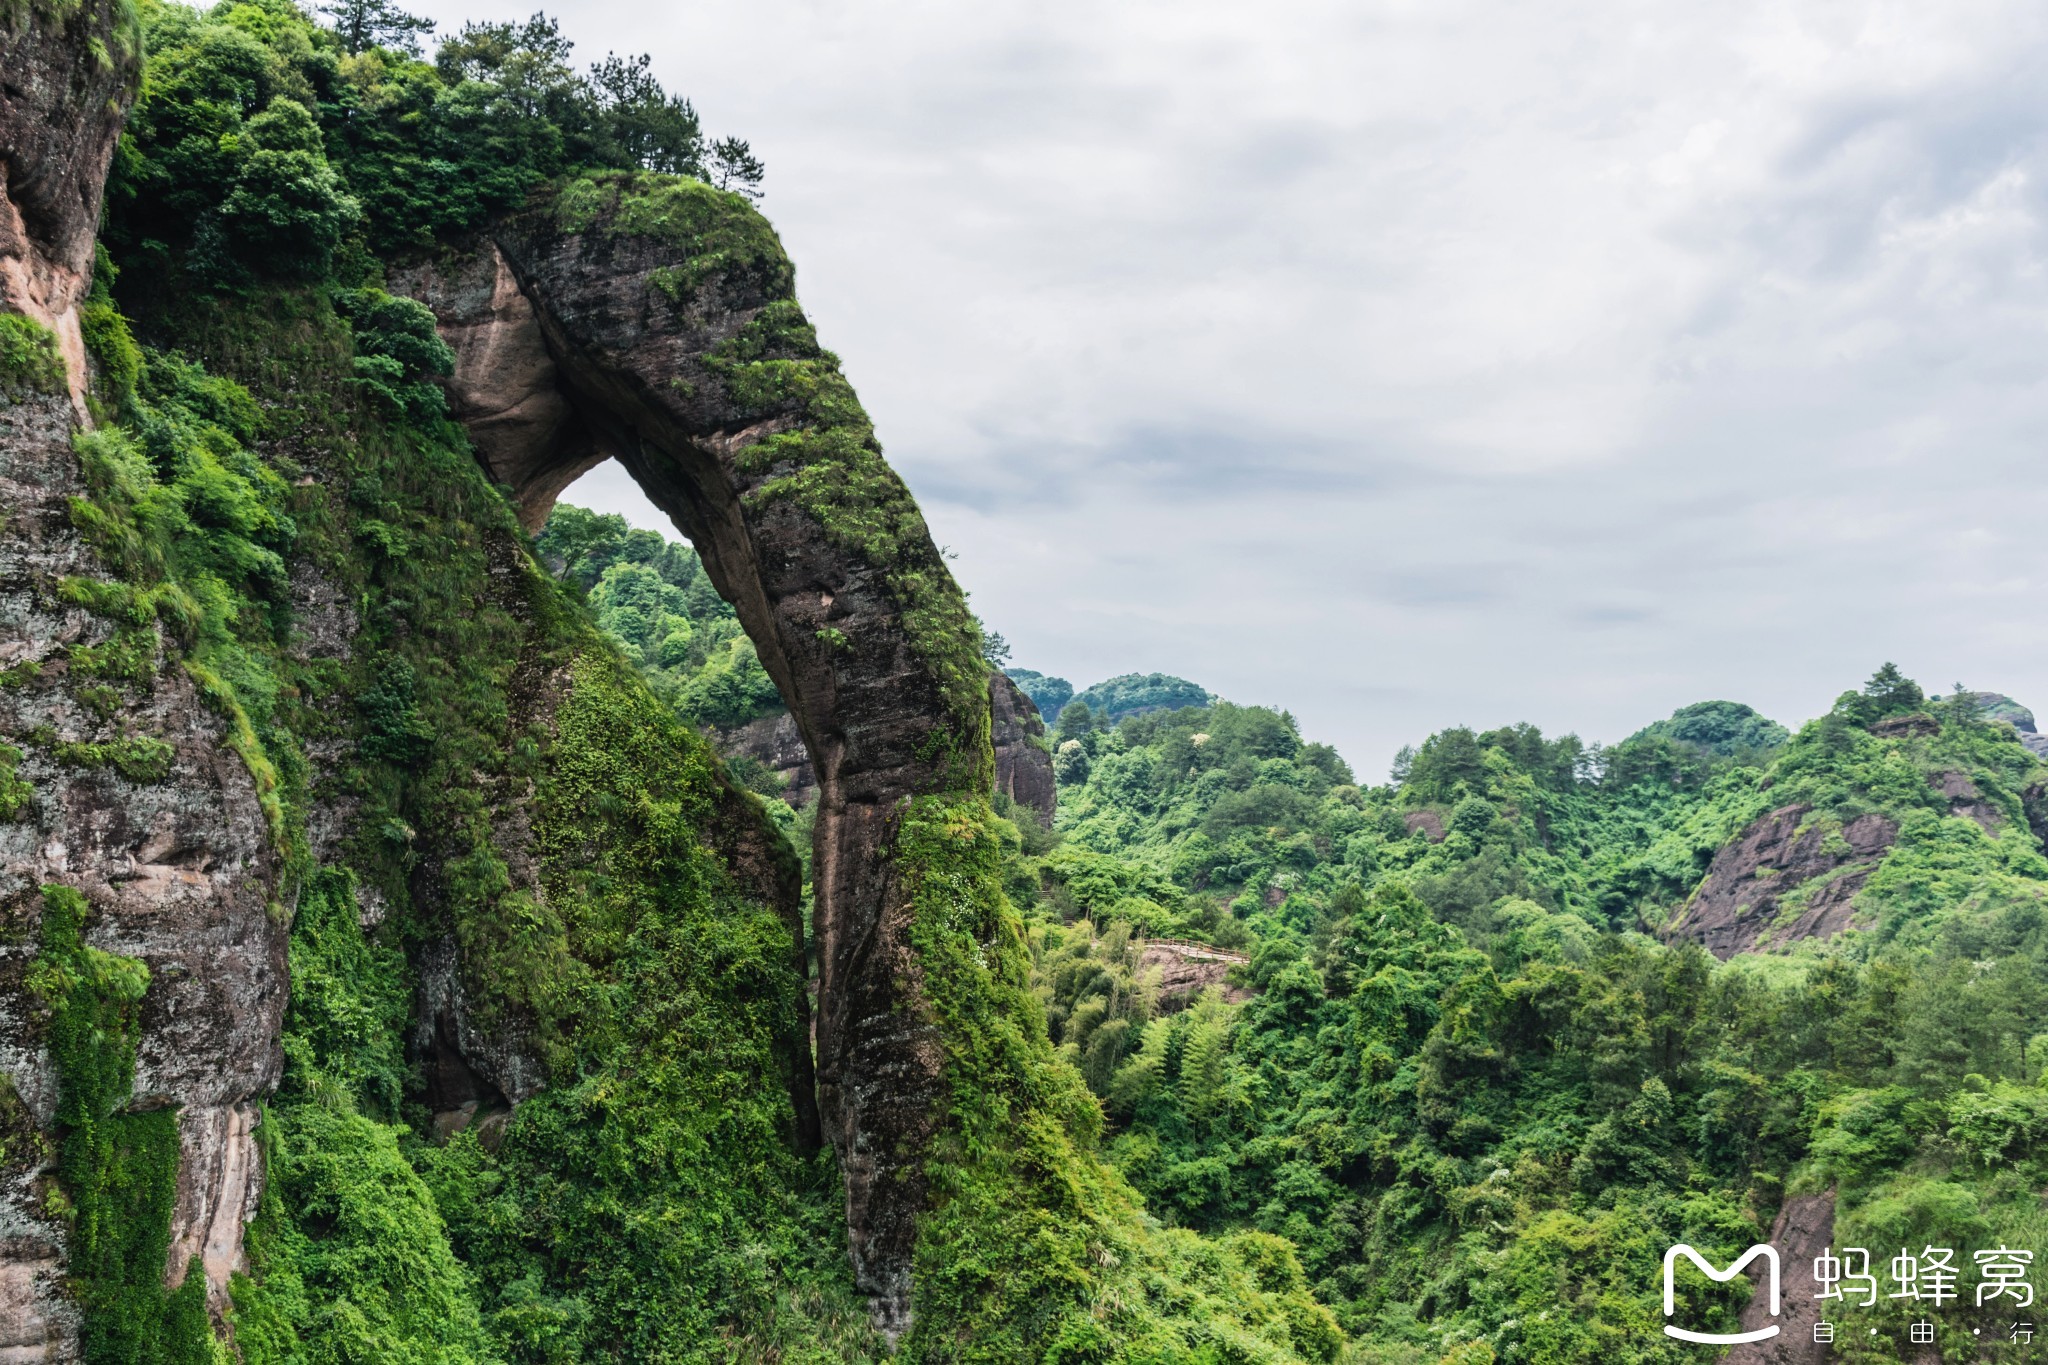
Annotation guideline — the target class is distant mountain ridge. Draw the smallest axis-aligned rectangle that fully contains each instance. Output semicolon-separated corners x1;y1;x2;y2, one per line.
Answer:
1006;668;1211;724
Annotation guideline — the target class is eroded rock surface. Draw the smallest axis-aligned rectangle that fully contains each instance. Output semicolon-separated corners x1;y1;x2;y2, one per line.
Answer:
1668;804;1896;958
714;709;817;804
0;0;138;407
714;670;1052;830
0;387;284;1343
386;244;601;531
0;11;281;1349
1723;1191;1835;1365
1139;940;1250;1012
1929;768;2002;832
990;671;1055;826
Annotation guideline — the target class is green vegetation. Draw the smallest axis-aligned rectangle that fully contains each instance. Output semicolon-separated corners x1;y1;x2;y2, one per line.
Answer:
31;885;215;1365
1005;667;1073;722
413;651;876;1361
0;743;33;819
51;1;2048;1360
0;313;66;394
892;794;1343;1362
1071;672;1213;723
536;503;783;731
234;872;496;1365
1024;665;2048;1360
1625;698;1789;760
107;0;761;294
47;735;176;782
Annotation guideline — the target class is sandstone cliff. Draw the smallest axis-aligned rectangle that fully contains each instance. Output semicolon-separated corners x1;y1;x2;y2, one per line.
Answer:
1667;804;1897;958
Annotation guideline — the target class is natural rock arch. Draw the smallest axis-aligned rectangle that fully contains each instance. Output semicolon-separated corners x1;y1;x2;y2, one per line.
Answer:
394;175;999;1327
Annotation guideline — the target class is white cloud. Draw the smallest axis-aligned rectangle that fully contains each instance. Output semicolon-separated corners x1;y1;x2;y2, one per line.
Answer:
416;0;2048;773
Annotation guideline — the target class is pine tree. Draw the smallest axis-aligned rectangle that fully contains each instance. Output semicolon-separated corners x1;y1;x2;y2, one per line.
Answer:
320;0;435;56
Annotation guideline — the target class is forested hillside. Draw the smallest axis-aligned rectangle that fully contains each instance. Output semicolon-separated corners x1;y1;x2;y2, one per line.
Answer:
1017;664;2048;1362
0;1;1341;1360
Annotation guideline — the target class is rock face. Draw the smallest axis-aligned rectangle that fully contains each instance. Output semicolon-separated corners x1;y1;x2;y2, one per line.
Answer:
714;709;817;804
714;673;1052;829
1722;1191;1835;1365
1929;769;2002;832
989;671;1055;825
1403;809;1446;843
1138;940;1250;1012
391;241;602;532
1;12;285;1351
0;0;138;407
0;386;284;1348
1667;805;1896;958
396;178;1000;1329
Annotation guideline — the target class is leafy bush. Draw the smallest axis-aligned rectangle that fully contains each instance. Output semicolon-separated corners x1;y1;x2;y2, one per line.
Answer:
335;288;454;419
0;313;66;394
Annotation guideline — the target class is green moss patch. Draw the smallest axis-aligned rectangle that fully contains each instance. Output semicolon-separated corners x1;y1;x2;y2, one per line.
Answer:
0;313;65;396
30;885;217;1364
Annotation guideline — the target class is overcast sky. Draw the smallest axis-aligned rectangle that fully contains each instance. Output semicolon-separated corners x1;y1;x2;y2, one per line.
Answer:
414;0;2048;778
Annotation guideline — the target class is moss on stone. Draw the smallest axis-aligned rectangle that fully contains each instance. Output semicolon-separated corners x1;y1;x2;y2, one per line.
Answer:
45;734;174;783
29;884;218;1364
0;743;32;820
0;313;65;395
405;647;882;1358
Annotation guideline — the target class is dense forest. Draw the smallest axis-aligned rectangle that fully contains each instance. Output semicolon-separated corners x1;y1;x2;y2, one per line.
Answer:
1019;666;2048;1362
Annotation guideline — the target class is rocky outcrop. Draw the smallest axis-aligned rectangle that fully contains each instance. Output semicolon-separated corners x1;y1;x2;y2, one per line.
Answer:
714;709;817;804
1722;1191;1834;1365
990;671;1054;825
0;12;289;1351
1929;769;2002;832
0;0;139;407
0;382;284;1343
1138;940;1250;1012
396;176;1003;1329
1961;691;2048;759
388;241;602;532
714;672;1052;829
1404;809;1446;842
1667;804;1896;958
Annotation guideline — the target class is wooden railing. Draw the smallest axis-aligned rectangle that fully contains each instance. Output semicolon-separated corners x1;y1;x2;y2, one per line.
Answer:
1136;938;1250;964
